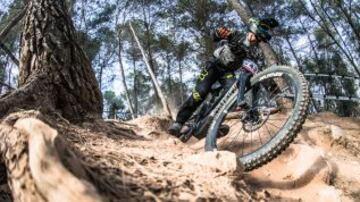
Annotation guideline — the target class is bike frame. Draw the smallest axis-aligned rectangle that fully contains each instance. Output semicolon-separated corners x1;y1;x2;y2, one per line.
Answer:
181;74;243;140
179;58;260;141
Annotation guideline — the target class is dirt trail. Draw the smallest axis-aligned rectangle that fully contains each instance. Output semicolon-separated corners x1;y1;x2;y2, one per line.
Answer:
123;113;360;201
246;112;360;202
55;113;360;201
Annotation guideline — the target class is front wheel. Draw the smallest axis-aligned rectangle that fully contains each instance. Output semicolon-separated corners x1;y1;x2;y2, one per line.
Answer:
205;66;309;171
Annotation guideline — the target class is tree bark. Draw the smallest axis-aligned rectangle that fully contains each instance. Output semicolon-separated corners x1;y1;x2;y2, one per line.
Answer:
0;111;103;201
129;23;173;119
0;0;103;122
226;0;279;66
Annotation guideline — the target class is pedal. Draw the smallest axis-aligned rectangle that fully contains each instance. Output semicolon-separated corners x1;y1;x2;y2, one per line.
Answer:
179;125;193;143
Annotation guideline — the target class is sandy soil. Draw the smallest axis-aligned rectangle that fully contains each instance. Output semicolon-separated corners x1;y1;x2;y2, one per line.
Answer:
57;112;359;201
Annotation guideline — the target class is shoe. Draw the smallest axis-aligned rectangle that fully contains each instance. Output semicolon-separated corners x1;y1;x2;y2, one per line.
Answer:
168;122;183;137
218;124;230;138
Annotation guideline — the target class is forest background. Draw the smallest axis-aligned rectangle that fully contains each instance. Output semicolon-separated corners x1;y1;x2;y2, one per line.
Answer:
0;0;359;119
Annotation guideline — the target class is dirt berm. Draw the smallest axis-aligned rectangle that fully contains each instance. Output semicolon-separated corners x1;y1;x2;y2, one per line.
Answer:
2;112;357;201
124;113;360;201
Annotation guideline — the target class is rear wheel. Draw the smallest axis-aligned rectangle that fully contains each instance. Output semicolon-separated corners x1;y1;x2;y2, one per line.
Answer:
205;66;309;171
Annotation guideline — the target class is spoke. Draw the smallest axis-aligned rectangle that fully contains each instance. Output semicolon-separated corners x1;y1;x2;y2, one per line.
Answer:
280;107;295;110
241;128;246;156
257;128;263;145
266;121;282;129
264;122;274;138
267;118;286;121
268;85;281;99
249;124;253;153
226;125;243;150
268;91;293;105
229;120;239;128
268;84;292;103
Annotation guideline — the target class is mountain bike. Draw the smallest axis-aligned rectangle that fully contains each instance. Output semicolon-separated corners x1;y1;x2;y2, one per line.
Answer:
178;60;309;171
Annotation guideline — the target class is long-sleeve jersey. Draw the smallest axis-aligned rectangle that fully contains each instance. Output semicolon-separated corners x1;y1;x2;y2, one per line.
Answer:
212;28;257;70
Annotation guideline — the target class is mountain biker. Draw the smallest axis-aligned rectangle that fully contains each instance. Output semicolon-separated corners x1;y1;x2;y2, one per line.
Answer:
168;18;279;137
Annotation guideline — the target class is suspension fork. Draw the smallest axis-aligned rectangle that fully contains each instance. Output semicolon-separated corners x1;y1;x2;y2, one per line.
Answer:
236;71;255;106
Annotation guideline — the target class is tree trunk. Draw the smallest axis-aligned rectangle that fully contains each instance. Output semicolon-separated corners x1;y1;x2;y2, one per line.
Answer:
309;0;354;60
140;3;161;105
226;0;278;66
7;62;12;88
0;63;5;94
132;58;139;117
98;61;104;90
0;0;103;122
166;54;172;95
300;0;360;77
338;5;360;49
299;18;320;64
117;37;135;119
314;0;359;59
129;23;173;119
284;36;302;71
178;60;184;104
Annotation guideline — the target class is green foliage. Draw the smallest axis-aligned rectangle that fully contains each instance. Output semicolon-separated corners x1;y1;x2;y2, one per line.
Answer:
104;90;125;119
77;31;101;62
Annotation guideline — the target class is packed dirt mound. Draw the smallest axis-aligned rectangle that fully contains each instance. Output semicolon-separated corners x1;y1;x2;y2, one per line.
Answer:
2;112;357;201
119;112;360;201
70;116;255;201
127;115;172;139
244;112;360;201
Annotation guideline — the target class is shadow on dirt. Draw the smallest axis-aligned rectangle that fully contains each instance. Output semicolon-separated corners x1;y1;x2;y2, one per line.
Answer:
240;156;338;190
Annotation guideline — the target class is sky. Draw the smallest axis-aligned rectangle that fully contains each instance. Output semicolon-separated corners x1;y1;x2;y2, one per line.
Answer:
0;0;359;107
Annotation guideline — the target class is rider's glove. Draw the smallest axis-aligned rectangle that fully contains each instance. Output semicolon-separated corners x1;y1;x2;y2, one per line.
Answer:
227;31;249;56
212;27;232;42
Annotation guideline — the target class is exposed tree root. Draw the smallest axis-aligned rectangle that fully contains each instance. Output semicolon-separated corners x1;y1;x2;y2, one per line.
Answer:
0;111;102;201
0;75;52;119
0;111;255;201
